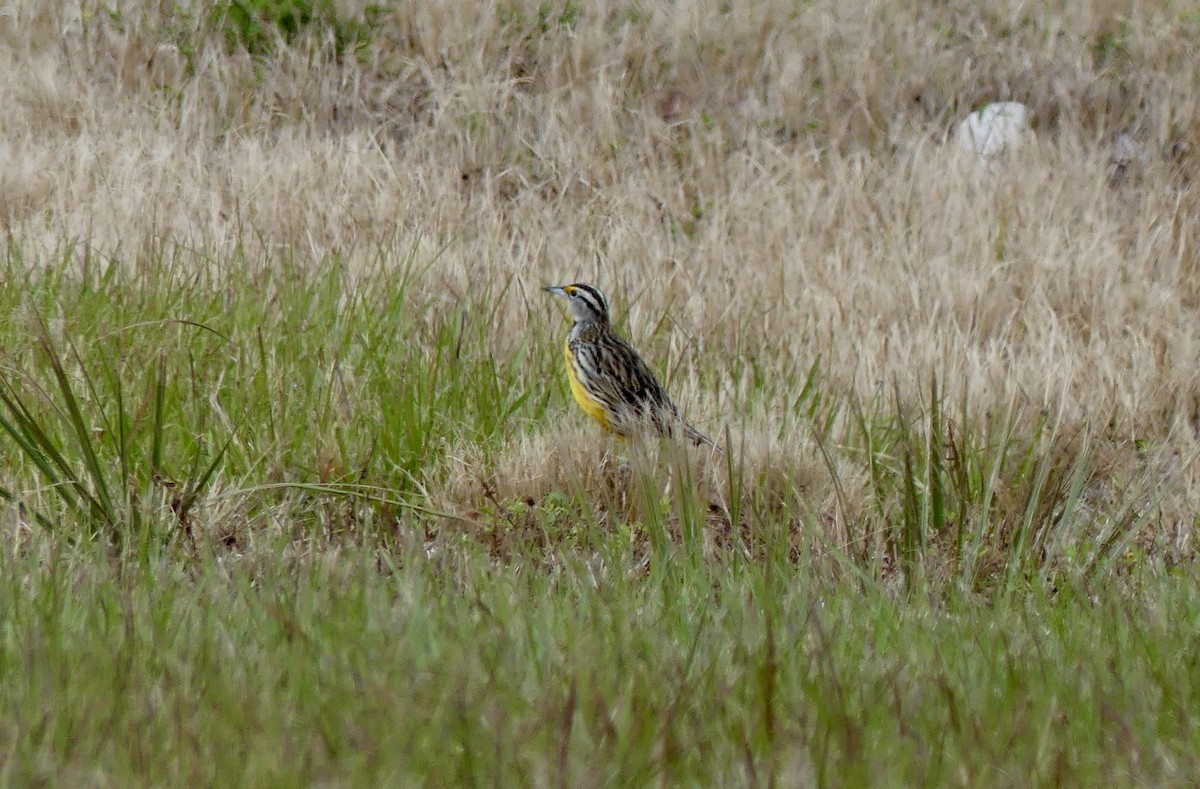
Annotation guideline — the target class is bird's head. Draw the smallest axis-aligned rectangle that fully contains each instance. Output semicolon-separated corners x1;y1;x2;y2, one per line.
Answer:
543;283;611;327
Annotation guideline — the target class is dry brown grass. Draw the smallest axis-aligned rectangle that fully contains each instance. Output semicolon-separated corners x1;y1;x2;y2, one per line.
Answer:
2;0;1199;556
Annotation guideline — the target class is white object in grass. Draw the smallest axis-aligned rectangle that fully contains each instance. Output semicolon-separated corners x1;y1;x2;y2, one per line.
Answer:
953;102;1032;158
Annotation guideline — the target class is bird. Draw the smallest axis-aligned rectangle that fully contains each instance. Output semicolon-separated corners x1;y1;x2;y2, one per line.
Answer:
544;283;721;452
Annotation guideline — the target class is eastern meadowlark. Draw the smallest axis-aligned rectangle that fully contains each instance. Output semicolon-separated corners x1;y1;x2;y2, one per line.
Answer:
544;283;721;451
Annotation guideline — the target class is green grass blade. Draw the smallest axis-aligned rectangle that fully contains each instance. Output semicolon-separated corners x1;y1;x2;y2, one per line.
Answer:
150;353;166;475
32;313;117;530
0;375;103;524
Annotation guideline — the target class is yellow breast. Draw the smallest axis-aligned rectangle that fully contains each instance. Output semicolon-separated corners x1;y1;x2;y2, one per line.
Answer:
563;340;615;432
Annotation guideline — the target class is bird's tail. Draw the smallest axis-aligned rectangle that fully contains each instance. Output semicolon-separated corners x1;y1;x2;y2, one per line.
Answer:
683;421;724;454
649;402;724;453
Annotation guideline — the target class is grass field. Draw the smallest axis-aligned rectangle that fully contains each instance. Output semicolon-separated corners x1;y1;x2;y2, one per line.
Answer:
1;0;1200;784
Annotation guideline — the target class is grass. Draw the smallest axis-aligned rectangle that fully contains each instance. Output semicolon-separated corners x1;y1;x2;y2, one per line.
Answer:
0;248;1185;785
3;539;1199;785
1;0;1199;784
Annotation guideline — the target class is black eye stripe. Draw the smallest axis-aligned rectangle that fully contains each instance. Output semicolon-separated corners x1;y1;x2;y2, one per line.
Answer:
574;284;607;315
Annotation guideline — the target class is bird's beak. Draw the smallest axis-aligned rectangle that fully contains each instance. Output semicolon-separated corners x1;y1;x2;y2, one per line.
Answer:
543;285;568;298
